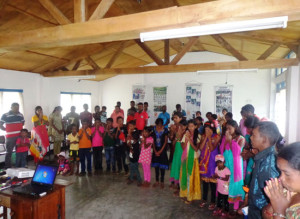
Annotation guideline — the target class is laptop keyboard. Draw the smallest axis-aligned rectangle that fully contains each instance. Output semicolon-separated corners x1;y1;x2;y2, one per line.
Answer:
22;184;48;194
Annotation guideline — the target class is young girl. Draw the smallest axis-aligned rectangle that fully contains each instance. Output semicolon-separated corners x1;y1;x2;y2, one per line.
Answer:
169;112;183;189
213;154;231;217
219;120;245;214
152;118;169;189
16;129;30;167
57;151;70;175
67;124;80;175
138;127;154;187
199;122;221;210
180;119;201;204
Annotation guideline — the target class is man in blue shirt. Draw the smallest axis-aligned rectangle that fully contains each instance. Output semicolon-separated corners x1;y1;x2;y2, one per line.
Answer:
158;105;170;128
248;121;280;218
172;104;186;120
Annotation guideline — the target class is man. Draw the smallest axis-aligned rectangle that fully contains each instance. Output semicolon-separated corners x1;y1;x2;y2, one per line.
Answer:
248;121;280;218
172;104;186;120
0;103;24;168
64;106;80;133
134;103;148;132
158;105;170;128
110;105;124;128
80;104;93;127
143;102;152;126
116;101;124;117
127;101;137;116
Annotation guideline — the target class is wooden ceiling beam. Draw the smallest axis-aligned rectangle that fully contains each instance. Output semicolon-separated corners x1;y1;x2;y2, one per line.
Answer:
105;41;127;68
0;0;8;10
135;40;165;65
74;0;86;23
164;40;170;64
38;0;71;25
89;0;115;21
85;56;100;70
43;58;299;78
257;43;281;60
1;0;300;52
72;59;82;70
170;37;199;65
212;35;247;61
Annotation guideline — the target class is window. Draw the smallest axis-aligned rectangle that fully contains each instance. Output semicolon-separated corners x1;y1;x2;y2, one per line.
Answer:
0;89;24;136
274;82;286;136
60;92;91;117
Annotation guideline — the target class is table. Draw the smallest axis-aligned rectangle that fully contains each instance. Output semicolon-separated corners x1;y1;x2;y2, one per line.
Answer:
0;179;71;219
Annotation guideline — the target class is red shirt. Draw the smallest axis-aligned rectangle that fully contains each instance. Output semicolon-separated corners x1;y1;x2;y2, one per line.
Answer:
126;115;135;124
16;137;30;153
134;111;148;131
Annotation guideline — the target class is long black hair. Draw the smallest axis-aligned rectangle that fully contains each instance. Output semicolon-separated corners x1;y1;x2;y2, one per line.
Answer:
187;119;199;146
226;120;242;136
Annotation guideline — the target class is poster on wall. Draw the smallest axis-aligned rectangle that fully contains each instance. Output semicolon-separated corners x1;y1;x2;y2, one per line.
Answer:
185;83;202;119
153;87;167;113
132;85;146;103
215;85;233;115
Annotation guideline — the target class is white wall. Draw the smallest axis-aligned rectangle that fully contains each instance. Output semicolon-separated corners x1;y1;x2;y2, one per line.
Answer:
0;69;102;131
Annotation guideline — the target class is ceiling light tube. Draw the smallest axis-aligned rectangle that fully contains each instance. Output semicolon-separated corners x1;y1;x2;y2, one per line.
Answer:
140;16;288;42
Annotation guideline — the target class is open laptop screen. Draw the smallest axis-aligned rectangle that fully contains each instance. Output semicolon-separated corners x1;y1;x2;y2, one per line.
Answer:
32;164;58;186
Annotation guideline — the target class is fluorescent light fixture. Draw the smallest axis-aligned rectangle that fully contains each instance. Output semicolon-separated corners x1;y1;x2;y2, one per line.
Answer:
58;75;96;80
197;68;258;74
140;16;288;42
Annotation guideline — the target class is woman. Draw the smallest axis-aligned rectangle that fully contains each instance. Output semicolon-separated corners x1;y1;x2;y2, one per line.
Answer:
30;106;49;162
180;119;201;203
264;142;300;219
49;106;64;156
220;120;245;214
199;122;221;209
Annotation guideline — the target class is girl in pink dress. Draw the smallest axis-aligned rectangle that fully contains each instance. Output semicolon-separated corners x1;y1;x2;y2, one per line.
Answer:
138;127;154;187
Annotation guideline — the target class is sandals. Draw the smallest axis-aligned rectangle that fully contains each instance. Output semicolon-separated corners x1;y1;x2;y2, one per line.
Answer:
208;203;216;210
212;208;222;216
199;201;207;208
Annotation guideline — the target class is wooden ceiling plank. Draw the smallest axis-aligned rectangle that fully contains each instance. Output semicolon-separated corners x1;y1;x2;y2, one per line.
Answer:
135;40;164;65
44;58;299;77
89;0;115;21
72;59;82;70
38;0;71;25
85;56;100;69
257;42;281;60
170;37;199;65
0;0;8;10
164;40;170;64
2;0;300;52
26;50;69;61
105;41;128;68
74;0;86;23
212;35;247;61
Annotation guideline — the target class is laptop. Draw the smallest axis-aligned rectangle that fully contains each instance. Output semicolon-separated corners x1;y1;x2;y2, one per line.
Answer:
13;163;58;198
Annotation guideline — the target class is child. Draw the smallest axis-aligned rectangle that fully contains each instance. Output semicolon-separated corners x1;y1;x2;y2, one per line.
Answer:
138;127;154;187
126;120;142;187
78;120;92;176
114;116;129;174
91;118;105;173
15;129;30;167
180;119;201;204
57;151;70;175
126;109;135;124
152;118;169;189
100;106;107;124
195;116;204;134
67;124;80;175
213;154;231;217
103;118;116;173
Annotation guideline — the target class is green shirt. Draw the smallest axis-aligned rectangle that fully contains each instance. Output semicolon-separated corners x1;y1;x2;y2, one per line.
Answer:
103;130;115;147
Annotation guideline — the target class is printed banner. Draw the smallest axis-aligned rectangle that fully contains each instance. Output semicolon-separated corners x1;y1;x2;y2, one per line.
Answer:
132;85;146;103
185;83;202;119
153;87;167;112
215;85;233;115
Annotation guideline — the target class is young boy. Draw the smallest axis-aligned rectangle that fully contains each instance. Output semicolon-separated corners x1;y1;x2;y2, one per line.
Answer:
126;120;142;187
91;118;105;174
248;121;280;218
78;120;92;176
67;124;80;175
15;129;30;167
100;106;107;124
103;118;116;173
114;116;129;175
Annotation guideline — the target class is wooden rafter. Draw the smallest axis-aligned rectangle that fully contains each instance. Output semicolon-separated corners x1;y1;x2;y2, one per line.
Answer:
170;37;199;65
0;0;8;10
1;0;300;52
135;40;164;65
38;0;71;25
164;40;170;64
89;0;115;21
74;0;86;23
257;43;281;60
85;56;100;70
72;59;82;70
212;35;247;61
43;58;299;78
105;41;128;68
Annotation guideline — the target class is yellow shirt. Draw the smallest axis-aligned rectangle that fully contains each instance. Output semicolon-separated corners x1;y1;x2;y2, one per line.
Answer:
67;133;79;151
32;115;48;125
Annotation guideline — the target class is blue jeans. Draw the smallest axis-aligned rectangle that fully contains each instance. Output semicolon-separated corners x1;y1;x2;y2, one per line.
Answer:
79;148;92;173
129;162;142;182
105;147;115;171
16;151;27;167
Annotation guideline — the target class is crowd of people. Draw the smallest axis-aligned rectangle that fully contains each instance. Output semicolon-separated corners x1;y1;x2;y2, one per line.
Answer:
0;101;300;219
